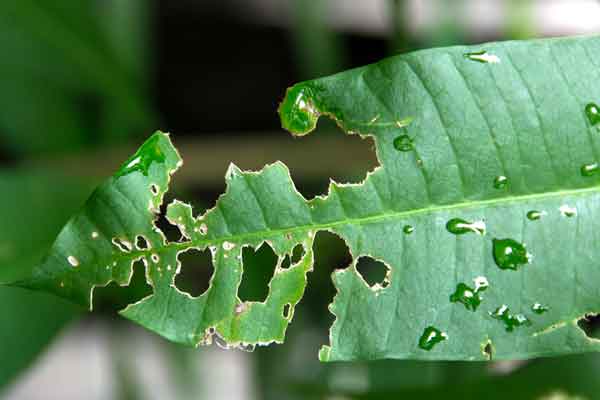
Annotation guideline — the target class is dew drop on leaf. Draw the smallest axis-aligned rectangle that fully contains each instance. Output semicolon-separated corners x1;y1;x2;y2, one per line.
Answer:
446;218;486;235
450;284;480;311
474;276;489;291
493;175;508;189
393;134;414;152
526;210;545;221
418;326;448;351
585;103;600;126
531;303;549;314
492;238;531;270
489;305;531;332
403;225;415;234
581;163;599;177
279;84;319;134
464;50;500;64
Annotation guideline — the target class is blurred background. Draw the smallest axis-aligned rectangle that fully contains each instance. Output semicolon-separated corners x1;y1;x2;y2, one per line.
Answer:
2;1;600;399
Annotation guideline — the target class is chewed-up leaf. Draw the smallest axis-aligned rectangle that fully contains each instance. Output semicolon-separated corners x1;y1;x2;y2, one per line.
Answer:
11;35;600;362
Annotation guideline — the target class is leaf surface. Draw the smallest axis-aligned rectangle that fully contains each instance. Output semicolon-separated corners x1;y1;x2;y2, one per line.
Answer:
14;35;600;361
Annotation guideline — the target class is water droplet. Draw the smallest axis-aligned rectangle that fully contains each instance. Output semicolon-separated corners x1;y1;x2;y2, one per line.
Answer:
279;84;320;135
91;231;99;239
531;303;549;314
492;238;531;270
464;50;501;64
393;134;414;152
418;326;448;351
474;276;489;291
116;134;166;178
489;305;531;332
403;225;415;234
559;204;577;218
446;218;486;235
581;163;599;177
67;255;79;267
450;276;489;311
585;103;600;126
450;284;480;311
493;175;508;189
526;210;546;221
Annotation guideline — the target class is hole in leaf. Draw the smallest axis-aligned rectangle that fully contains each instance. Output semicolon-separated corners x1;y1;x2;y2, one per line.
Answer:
112;237;133;252
291;244;305;264
238;244;277;302
93;259;152;312
174;248;214;297
150;184;159;196
483;342;493;360
356;256;388;287
135;235;149;250
296;231;352;347
280;244;305;269
291;133;378;199
577;314;600;339
154;200;181;243
280;255;291;270
283;303;291;319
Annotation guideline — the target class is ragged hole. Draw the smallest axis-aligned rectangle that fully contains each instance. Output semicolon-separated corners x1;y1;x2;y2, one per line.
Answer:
280;244;305;269
135;235;150;250
283;303;291;319
112;237;133;253
483;342;493;361
238;244;277;302
290;133;378;199
93;259;152;312
356;256;389;288
577;314;600;339
154;199;183;243
174;248;214;297
296;231;352;347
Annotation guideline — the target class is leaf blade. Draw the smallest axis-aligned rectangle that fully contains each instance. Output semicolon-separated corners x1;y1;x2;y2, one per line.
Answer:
16;35;600;362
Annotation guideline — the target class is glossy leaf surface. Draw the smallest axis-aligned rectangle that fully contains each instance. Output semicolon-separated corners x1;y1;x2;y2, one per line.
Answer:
14;35;600;361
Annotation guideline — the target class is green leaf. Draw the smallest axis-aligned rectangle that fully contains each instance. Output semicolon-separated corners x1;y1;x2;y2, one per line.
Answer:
13;35;600;362
0;171;92;391
0;0;154;155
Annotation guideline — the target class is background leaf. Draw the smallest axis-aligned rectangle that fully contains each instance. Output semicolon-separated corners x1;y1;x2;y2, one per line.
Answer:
0;171;92;392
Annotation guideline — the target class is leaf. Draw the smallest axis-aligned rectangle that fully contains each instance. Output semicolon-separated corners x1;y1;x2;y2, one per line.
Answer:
0;0;154;155
0;171;92;391
12;35;600;362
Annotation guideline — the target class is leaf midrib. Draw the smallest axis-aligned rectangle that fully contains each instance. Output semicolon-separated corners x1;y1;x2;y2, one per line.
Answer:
113;184;600;262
